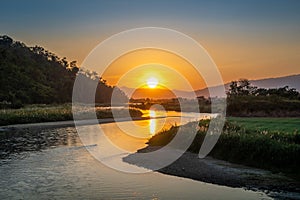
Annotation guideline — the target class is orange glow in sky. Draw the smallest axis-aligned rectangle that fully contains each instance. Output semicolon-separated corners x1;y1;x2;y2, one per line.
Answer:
101;49;207;91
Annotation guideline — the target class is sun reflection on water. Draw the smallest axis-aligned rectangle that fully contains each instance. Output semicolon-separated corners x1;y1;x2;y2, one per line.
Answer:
149;110;156;118
149;110;156;135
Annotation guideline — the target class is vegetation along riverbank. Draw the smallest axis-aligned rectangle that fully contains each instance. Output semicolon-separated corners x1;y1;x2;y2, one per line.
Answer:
0;104;143;126
147;117;300;180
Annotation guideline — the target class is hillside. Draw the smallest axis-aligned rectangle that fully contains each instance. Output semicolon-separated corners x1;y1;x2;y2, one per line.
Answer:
0;35;127;108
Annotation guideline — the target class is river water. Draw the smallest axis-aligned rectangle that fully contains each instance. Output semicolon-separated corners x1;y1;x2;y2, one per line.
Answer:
0;111;272;199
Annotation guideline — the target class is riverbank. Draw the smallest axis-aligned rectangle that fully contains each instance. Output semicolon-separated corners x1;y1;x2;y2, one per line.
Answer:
0;104;143;126
124;146;300;199
0;117;152;130
123;117;300;198
146;118;300;176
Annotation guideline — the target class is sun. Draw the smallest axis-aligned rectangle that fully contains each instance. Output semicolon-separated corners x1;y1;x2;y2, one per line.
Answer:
147;77;158;88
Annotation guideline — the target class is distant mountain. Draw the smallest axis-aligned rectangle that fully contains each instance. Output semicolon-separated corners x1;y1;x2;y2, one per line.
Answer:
250;74;300;90
122;74;300;99
196;74;300;98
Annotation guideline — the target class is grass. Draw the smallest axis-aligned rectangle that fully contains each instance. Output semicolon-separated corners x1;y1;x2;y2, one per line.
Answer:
227;117;300;133
148;117;300;179
0;104;143;126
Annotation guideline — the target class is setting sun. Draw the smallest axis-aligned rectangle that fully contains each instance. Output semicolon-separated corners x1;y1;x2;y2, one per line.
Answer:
147;77;158;88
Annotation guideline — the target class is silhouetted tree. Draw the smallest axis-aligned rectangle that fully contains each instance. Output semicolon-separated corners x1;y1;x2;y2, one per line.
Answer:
227;79;257;97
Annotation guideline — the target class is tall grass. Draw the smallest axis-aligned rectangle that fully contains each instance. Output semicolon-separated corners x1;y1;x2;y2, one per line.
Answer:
0;104;143;126
148;118;300;177
0;104;73;125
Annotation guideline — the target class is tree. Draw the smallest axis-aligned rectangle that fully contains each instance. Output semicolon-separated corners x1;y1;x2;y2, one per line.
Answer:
227;79;257;97
0;35;13;46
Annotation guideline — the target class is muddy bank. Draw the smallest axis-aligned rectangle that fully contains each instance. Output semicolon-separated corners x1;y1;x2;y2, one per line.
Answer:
124;146;300;199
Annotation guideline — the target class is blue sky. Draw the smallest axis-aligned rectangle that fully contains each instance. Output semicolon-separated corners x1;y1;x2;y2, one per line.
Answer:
1;0;300;82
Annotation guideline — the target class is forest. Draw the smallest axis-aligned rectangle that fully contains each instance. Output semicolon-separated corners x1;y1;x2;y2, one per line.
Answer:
0;35;127;109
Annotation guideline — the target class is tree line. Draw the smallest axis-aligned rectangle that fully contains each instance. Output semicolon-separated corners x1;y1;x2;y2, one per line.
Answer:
226;79;300;116
0;35;127;108
129;79;300;116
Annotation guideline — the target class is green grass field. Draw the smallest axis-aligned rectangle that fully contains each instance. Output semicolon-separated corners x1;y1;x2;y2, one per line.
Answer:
228;117;300;133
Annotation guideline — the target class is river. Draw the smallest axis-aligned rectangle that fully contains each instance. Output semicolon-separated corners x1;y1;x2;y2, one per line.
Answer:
0;110;272;199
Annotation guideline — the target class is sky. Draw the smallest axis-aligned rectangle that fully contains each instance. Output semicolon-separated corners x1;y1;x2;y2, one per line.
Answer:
1;0;300;90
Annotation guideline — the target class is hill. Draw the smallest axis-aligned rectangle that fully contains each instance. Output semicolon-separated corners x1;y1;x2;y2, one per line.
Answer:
0;35;127;108
251;74;300;90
